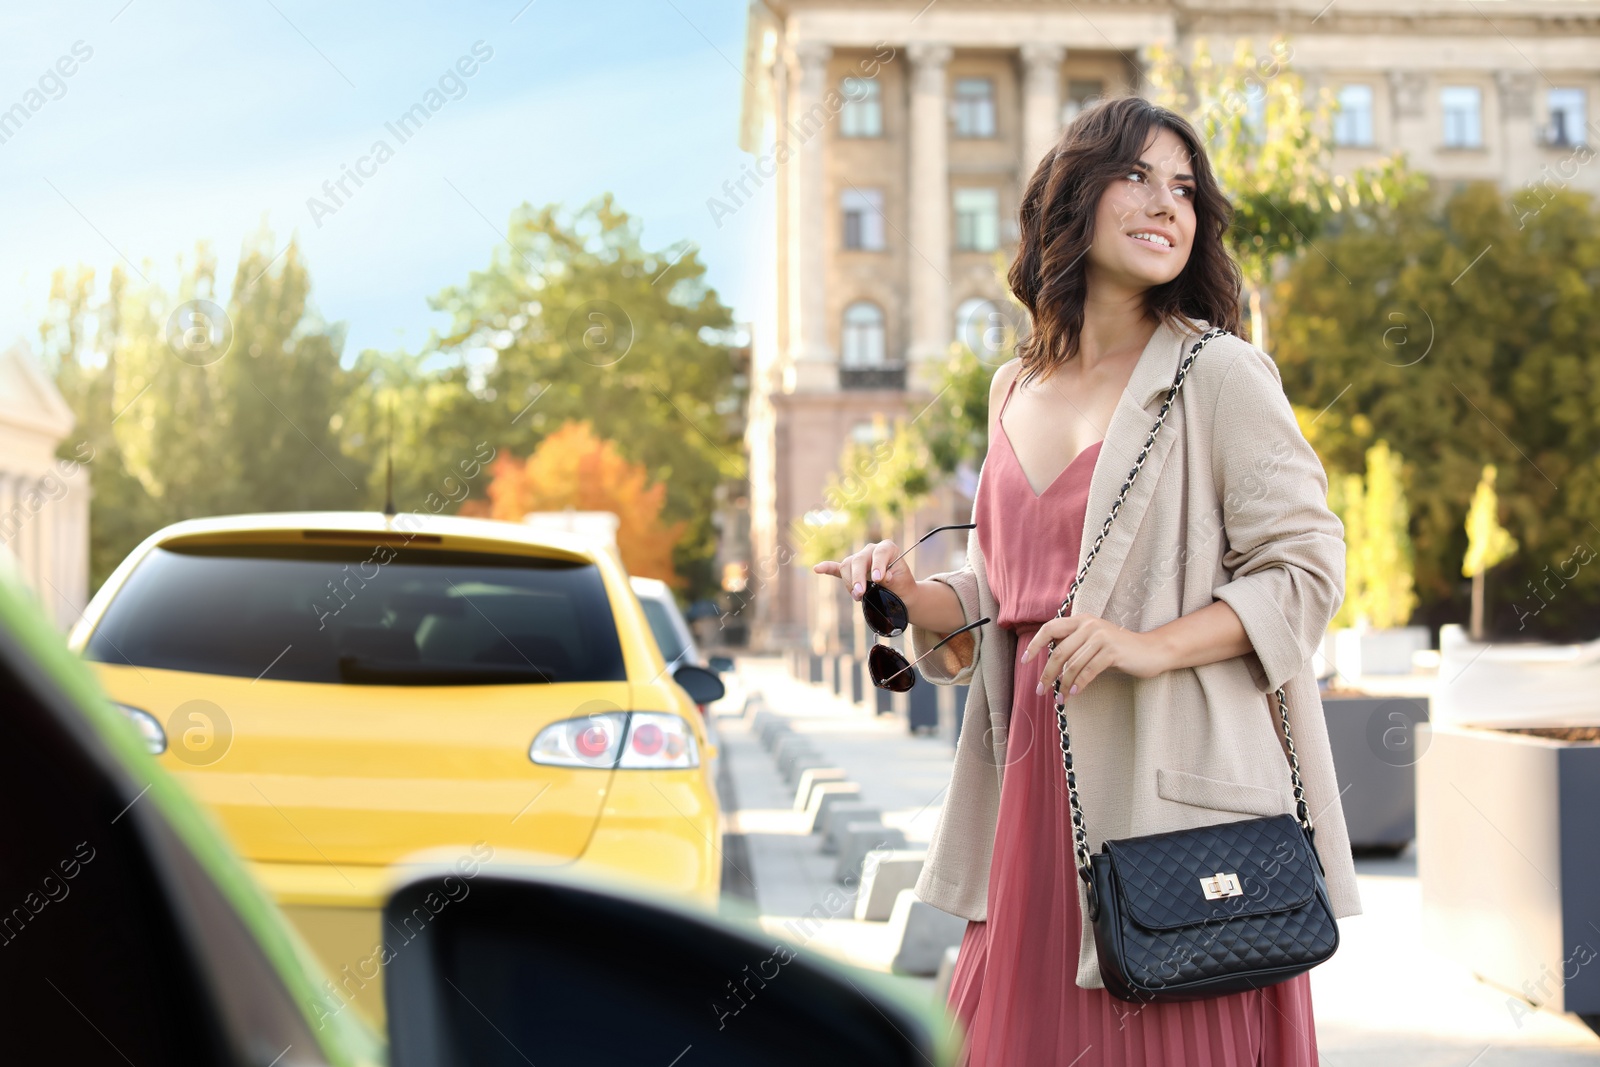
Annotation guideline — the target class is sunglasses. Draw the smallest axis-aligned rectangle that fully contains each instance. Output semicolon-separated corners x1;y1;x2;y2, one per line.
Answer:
859;523;989;691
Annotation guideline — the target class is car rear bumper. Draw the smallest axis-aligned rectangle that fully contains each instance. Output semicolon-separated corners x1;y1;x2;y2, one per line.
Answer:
248;768;720;910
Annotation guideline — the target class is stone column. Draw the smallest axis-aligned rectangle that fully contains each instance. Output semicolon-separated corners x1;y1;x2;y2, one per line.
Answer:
907;43;952;388
786;41;834;391
1387;69;1430;162
1020;44;1065;178
1496;69;1537;189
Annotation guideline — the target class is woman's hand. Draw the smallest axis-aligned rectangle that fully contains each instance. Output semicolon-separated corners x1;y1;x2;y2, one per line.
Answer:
1020;615;1171;696
812;540;917;603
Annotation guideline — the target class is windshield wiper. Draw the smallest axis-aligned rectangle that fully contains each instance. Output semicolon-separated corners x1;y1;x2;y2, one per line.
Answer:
337;656;557;685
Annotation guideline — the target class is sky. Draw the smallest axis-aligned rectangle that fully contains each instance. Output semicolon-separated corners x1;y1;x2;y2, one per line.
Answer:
0;0;760;361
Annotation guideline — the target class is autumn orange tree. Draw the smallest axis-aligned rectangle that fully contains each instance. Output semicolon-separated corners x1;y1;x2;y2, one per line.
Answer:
475;420;686;586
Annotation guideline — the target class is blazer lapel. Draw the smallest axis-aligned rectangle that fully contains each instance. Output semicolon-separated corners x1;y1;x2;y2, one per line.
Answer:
1070;316;1206;621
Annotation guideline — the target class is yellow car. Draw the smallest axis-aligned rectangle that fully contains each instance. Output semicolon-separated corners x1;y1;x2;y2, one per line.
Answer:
69;511;724;1022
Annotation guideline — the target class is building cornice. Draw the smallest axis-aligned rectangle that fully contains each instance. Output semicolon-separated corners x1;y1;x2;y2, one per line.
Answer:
767;0;1600;41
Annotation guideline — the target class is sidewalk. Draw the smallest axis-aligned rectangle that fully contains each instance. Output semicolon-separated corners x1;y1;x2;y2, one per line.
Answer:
716;655;1600;1065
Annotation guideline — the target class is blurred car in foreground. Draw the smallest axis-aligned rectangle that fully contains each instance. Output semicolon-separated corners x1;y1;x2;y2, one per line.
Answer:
67;511;727;1020
0;559;952;1065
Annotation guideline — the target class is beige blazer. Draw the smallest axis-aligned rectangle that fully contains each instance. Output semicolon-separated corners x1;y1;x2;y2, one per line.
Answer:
909;315;1363;990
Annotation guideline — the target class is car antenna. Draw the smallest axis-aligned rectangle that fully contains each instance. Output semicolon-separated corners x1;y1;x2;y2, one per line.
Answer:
382;395;396;517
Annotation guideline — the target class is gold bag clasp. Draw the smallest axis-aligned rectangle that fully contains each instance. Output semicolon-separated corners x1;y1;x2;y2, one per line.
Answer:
1199;871;1243;899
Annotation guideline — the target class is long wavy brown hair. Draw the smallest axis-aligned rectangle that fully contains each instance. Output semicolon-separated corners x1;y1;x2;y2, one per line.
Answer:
1007;95;1243;385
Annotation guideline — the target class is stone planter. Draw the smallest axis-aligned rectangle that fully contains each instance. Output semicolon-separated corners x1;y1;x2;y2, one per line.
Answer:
1319;693;1427;852
1436;624;1600;729
1417;723;1600;1034
1331;625;1430;678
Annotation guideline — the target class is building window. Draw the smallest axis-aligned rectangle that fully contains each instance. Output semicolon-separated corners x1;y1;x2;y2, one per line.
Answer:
1441;86;1483;148
841;188;886;251
954;188;1000;252
953;77;997;137
1334;84;1374;147
850;420;889;445
1061;80;1105;125
955;298;1002;359
1545;87;1588;147
841;78;882;137
841;302;887;367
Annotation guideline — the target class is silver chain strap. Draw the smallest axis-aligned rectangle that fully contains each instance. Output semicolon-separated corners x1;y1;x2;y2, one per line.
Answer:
1046;327;1314;891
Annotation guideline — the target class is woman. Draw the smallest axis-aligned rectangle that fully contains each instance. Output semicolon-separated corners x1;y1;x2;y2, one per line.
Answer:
814;97;1362;1064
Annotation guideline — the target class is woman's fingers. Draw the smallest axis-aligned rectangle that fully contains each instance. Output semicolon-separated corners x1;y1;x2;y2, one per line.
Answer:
1065;647;1116;695
870;541;900;584
1021;616;1077;665
1035;625;1089;694
815;540;911;602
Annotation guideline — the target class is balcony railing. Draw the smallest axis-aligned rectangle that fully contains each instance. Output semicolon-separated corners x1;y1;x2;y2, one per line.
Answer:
839;363;907;390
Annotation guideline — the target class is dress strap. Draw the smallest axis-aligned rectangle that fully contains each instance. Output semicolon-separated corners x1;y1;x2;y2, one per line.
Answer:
997;362;1024;420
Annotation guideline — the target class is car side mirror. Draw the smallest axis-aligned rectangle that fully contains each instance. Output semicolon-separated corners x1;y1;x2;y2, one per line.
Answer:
708;654;734;674
383;871;949;1065
673;663;726;705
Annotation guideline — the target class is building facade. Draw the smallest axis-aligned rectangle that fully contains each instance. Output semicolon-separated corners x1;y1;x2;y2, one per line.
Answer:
736;0;1600;648
0;342;90;633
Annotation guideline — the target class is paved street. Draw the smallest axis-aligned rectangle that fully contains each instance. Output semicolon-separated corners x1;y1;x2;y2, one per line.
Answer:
717;655;1600;1064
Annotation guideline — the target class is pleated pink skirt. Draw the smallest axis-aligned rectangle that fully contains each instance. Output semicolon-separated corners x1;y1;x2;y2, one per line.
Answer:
944;625;1320;1067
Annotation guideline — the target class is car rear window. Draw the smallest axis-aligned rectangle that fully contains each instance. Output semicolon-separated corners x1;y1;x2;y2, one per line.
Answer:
84;543;627;685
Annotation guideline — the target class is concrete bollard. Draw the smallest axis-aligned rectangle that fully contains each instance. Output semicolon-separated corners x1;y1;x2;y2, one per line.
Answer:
820;804;882;854
783;755;833;787
887;889;968;976
759;720;792;751
853;849;928;921
834;823;907;884
793;768;848;811
804;783;863;833
773;734;817;772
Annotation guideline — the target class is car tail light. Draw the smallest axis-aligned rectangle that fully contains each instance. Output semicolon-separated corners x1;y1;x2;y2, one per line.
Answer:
529;712;627;768
618;712;698;769
115;703;167;755
528;711;698;770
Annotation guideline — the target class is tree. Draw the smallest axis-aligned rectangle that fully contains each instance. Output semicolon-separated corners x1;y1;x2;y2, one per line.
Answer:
1145;37;1421;349
46;232;367;591
476;420;686;586
1330;440;1417;630
410;193;743;598
1463;465;1518;641
1275;181;1600;639
41;264;160;590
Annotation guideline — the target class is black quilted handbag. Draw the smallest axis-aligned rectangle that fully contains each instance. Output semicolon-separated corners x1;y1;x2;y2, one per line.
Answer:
1047;327;1340;1003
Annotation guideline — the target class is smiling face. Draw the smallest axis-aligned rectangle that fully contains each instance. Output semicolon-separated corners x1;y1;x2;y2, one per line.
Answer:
1084;125;1198;297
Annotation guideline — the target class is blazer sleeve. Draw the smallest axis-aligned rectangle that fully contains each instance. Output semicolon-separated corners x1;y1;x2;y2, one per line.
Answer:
907;531;983;686
1209;349;1346;693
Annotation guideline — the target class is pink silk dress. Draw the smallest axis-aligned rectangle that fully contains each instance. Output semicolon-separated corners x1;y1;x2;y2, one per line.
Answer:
945;373;1319;1067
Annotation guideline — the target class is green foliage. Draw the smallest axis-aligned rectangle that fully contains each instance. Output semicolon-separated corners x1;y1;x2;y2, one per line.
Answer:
1463;465;1518;578
794;417;934;569
389;193;743;597
1276;182;1600;638
919;346;1003;477
1144;38;1422;345
45;235;368;591
1330;441;1417;630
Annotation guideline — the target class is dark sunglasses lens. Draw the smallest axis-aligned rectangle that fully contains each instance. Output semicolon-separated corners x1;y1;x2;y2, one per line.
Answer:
868;644;916;692
861;584;908;637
